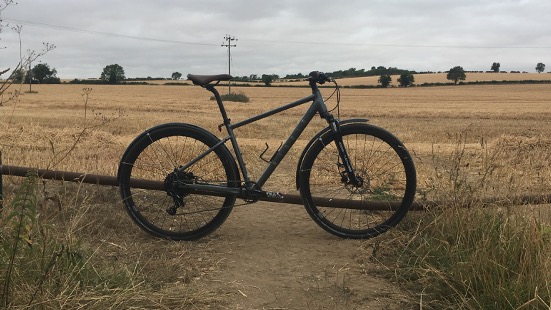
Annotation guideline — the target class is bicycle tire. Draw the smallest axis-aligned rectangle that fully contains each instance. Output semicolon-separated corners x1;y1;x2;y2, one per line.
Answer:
299;123;416;239
118;123;239;240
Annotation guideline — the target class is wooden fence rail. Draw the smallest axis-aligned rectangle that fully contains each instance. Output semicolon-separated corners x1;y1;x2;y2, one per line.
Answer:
0;164;427;211
1;164;550;211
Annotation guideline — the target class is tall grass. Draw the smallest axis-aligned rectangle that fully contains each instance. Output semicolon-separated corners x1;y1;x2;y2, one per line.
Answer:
0;87;217;308
384;131;551;309
0;174;133;307
396;206;550;309
0;176;221;309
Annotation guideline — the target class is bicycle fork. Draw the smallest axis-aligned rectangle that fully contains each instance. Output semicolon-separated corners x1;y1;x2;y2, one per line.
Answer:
328;117;363;188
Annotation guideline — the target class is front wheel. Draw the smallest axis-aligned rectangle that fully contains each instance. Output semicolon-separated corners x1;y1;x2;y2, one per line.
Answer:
118;123;239;240
299;123;416;239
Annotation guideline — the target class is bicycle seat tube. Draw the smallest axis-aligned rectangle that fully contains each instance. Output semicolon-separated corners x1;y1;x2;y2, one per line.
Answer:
205;84;254;185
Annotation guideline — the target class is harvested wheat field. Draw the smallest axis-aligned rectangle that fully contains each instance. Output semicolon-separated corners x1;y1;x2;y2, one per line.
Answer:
276;72;551;87
1;79;550;308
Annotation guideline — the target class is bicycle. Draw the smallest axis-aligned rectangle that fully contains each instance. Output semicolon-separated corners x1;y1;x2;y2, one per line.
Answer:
117;71;416;240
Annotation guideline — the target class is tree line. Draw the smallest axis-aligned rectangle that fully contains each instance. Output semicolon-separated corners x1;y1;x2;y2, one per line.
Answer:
444;62;546;85
235;63;548;87
6;62;548;87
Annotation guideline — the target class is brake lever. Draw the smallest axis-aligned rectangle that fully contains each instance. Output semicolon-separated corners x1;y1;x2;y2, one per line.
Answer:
318;72;330;84
309;71;333;85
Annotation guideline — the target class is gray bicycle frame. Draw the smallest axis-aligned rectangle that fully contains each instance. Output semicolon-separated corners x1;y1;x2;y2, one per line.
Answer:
178;84;332;196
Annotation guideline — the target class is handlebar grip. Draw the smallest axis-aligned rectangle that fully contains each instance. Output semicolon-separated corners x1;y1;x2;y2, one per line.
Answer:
308;71;332;84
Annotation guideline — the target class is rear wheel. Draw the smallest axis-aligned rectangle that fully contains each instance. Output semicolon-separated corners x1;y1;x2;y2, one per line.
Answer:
299;123;416;239
118;123;239;240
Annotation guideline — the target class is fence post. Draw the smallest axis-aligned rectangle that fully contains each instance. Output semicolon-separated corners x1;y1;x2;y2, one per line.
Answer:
0;151;3;211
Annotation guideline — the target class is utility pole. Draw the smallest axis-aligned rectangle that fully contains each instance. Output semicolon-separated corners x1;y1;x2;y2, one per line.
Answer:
221;34;237;94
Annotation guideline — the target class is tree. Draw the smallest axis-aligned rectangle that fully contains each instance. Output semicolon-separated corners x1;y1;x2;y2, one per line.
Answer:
171;72;182;80
491;62;500;73
397;72;415;87
261;74;278;86
31;63;59;83
1;2;55;105
447;66;466;84
536;62;546;73
100;64;125;84
378;74;392;88
261;74;273;86
10;68;26;83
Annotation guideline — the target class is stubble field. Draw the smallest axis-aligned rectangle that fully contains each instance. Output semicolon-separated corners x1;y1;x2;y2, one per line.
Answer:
4;81;551;195
1;77;550;308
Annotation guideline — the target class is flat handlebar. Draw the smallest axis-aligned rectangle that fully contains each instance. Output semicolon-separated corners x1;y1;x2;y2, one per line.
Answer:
308;71;333;85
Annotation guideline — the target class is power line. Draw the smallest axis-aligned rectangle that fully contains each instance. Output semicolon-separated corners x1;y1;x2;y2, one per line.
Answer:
2;17;219;46
4;17;551;50
242;38;551;49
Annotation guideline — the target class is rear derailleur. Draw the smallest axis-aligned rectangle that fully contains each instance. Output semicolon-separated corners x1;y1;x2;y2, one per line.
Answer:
164;168;197;215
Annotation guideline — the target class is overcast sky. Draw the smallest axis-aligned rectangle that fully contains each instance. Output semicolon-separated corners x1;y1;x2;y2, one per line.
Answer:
1;0;550;79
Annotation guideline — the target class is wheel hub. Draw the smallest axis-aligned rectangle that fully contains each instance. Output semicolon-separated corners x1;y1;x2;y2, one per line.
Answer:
341;169;370;195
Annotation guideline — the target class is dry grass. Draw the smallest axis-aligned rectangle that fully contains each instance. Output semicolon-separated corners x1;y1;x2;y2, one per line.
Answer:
3;82;551;216
3;82;551;211
1;77;551;307
3;83;551;176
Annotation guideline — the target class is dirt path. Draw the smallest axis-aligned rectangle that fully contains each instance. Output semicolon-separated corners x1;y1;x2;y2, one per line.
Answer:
82;162;413;308
198;201;411;309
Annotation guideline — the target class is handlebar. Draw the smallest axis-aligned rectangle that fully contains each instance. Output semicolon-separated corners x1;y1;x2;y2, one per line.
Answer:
308;71;333;85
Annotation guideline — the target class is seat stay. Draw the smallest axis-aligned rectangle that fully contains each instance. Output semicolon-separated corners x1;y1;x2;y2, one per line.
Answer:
176;136;231;172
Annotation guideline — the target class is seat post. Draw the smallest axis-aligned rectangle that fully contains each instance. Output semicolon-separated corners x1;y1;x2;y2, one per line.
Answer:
206;84;231;126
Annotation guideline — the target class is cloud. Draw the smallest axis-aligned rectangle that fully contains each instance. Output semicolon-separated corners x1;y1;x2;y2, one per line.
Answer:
2;0;550;79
